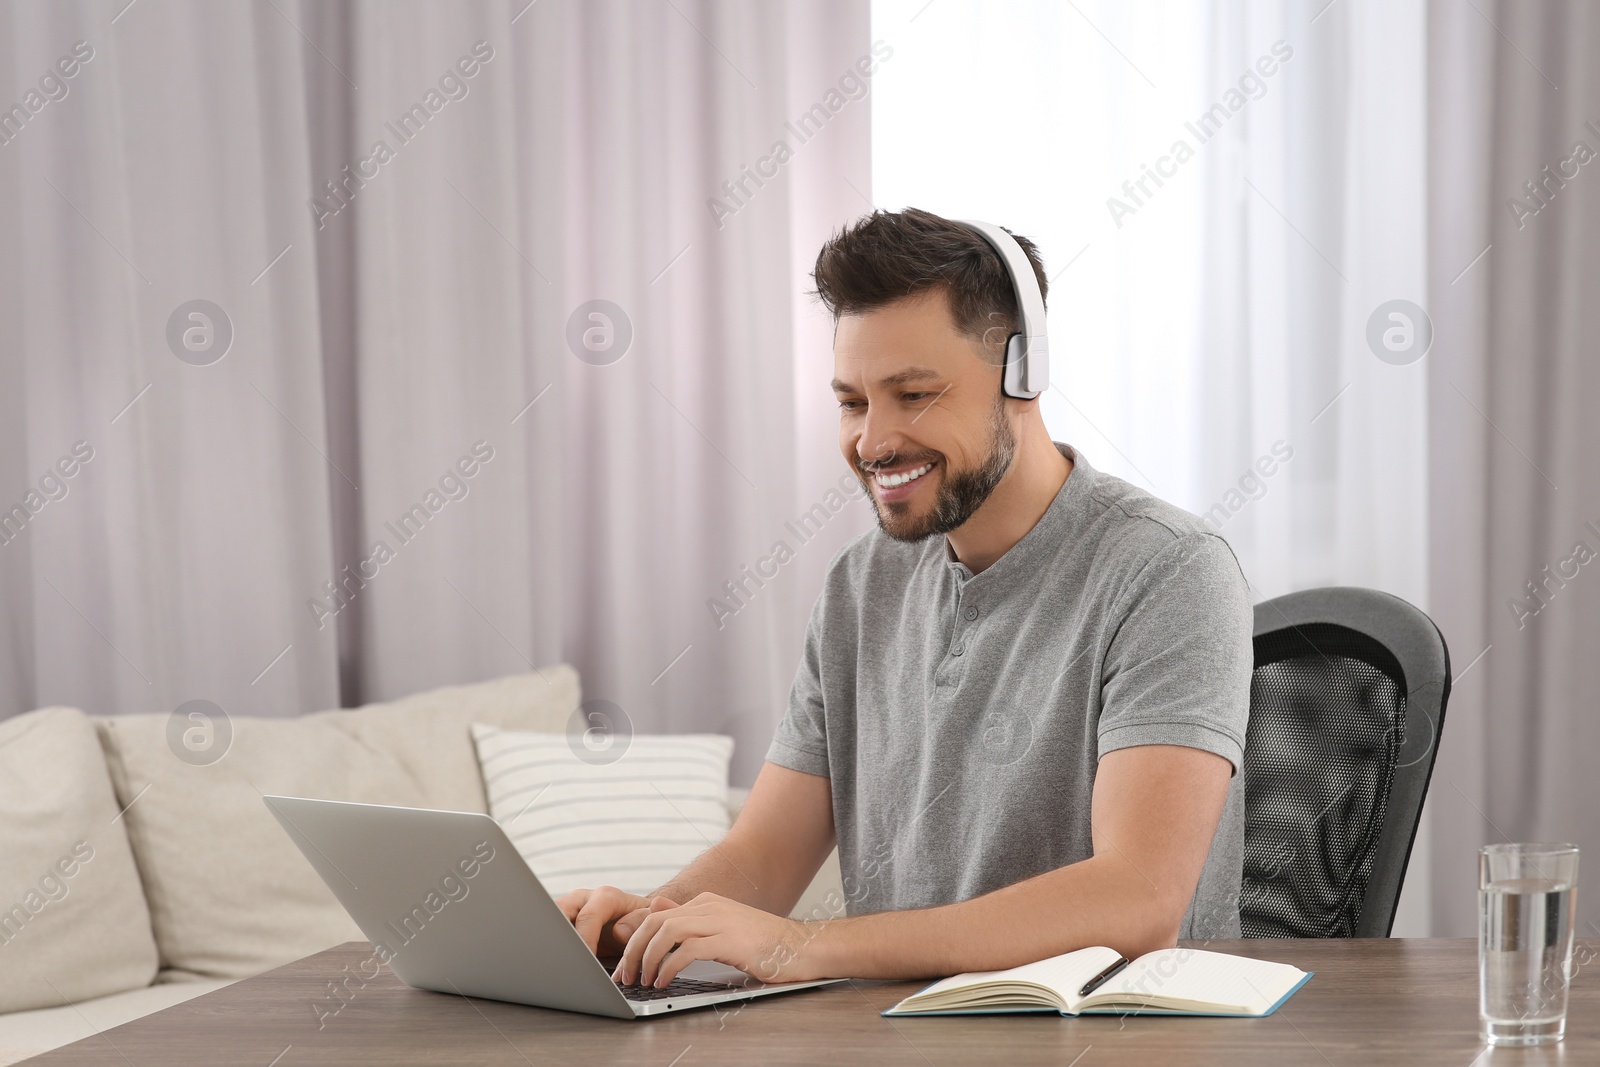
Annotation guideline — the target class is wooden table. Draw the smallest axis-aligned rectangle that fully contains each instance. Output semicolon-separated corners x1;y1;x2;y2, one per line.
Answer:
24;938;1599;1065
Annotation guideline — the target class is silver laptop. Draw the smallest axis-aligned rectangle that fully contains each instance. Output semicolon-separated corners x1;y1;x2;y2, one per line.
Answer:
262;795;843;1018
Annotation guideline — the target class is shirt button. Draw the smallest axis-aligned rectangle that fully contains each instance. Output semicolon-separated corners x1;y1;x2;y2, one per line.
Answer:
951;644;964;656
964;607;979;620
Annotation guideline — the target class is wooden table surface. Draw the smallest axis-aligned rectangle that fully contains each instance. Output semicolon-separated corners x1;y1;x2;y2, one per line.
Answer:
25;938;1600;1066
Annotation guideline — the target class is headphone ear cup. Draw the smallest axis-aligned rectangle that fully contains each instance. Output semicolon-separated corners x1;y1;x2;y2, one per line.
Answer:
1002;334;1030;398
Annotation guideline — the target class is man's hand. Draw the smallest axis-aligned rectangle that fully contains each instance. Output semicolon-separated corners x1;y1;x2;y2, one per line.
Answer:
611;892;816;987
555;885;676;958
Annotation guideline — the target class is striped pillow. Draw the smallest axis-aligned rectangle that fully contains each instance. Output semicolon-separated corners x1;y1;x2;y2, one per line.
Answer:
471;723;733;898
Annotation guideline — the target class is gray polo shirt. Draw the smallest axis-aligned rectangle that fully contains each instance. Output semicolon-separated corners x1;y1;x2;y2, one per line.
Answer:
766;443;1252;939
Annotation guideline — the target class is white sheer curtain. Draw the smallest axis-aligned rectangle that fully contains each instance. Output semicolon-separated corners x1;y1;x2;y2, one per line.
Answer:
872;0;1427;601
872;0;1432;931
872;0;1211;505
0;0;874;787
1201;0;1433;935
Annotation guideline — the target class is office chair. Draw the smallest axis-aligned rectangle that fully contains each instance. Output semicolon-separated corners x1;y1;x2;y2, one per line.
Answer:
1239;587;1451;938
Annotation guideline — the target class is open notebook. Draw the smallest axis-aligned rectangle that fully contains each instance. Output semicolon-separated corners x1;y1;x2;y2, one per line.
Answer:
883;946;1312;1018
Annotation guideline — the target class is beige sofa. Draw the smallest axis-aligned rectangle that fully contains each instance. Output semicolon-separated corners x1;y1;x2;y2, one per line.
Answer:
0;666;842;1065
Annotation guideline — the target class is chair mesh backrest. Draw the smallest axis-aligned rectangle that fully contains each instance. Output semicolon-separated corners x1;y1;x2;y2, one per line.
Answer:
1241;622;1407;938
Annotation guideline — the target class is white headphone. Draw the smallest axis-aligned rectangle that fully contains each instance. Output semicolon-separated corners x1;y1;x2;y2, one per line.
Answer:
957;219;1050;400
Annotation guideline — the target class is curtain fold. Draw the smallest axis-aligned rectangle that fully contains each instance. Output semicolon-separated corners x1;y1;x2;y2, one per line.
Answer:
1;0;342;720
1428;0;1600;938
0;0;874;787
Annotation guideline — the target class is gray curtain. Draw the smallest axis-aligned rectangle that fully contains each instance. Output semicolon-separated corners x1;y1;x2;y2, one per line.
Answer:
0;0;875;787
1428;0;1600;936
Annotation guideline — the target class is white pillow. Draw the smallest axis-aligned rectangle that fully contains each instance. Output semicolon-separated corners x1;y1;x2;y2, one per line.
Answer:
471;723;732;898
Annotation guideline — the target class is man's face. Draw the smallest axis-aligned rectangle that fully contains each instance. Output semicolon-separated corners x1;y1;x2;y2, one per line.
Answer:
832;290;1018;542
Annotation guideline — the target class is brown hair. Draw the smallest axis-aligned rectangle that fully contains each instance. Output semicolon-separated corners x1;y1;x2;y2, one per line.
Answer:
810;207;1048;344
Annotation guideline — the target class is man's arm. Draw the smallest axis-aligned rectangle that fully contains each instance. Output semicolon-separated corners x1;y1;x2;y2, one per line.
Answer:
563;761;834;954
652;761;835;915
613;742;1232;985
807;742;1232;976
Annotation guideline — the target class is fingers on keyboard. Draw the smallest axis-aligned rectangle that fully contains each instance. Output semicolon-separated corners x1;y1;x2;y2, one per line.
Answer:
617;978;732;1001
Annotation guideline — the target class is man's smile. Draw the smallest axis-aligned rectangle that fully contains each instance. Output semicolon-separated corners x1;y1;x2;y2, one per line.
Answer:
868;459;938;502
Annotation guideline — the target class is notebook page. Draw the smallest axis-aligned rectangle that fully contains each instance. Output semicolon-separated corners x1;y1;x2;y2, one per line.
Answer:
1003;945;1124;999
906;946;1120;1003
1093;949;1305;1011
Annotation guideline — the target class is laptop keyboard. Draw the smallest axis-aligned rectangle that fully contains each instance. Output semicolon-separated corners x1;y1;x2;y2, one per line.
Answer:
616;977;738;1002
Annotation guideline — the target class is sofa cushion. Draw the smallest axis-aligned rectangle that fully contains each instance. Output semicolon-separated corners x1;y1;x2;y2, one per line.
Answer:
0;708;160;1013
472;723;732;898
95;667;579;979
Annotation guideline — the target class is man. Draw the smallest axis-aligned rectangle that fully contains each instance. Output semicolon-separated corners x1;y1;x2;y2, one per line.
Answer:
560;207;1253;989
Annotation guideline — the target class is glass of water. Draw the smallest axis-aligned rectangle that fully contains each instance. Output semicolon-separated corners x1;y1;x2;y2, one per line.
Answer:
1479;842;1580;1046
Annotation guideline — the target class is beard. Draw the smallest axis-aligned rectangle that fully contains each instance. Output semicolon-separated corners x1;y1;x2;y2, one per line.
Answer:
858;394;1018;543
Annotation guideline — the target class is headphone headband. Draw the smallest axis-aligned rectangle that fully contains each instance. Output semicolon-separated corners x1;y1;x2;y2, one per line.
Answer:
956;219;1050;400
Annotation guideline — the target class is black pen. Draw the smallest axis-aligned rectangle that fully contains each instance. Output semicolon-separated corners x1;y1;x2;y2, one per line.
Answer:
1078;956;1131;997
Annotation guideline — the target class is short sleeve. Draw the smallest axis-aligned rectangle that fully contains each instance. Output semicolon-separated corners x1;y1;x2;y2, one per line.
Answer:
1097;532;1253;775
764;588;832;778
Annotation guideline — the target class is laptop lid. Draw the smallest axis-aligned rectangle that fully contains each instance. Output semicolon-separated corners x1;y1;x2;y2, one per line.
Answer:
263;795;638;1019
